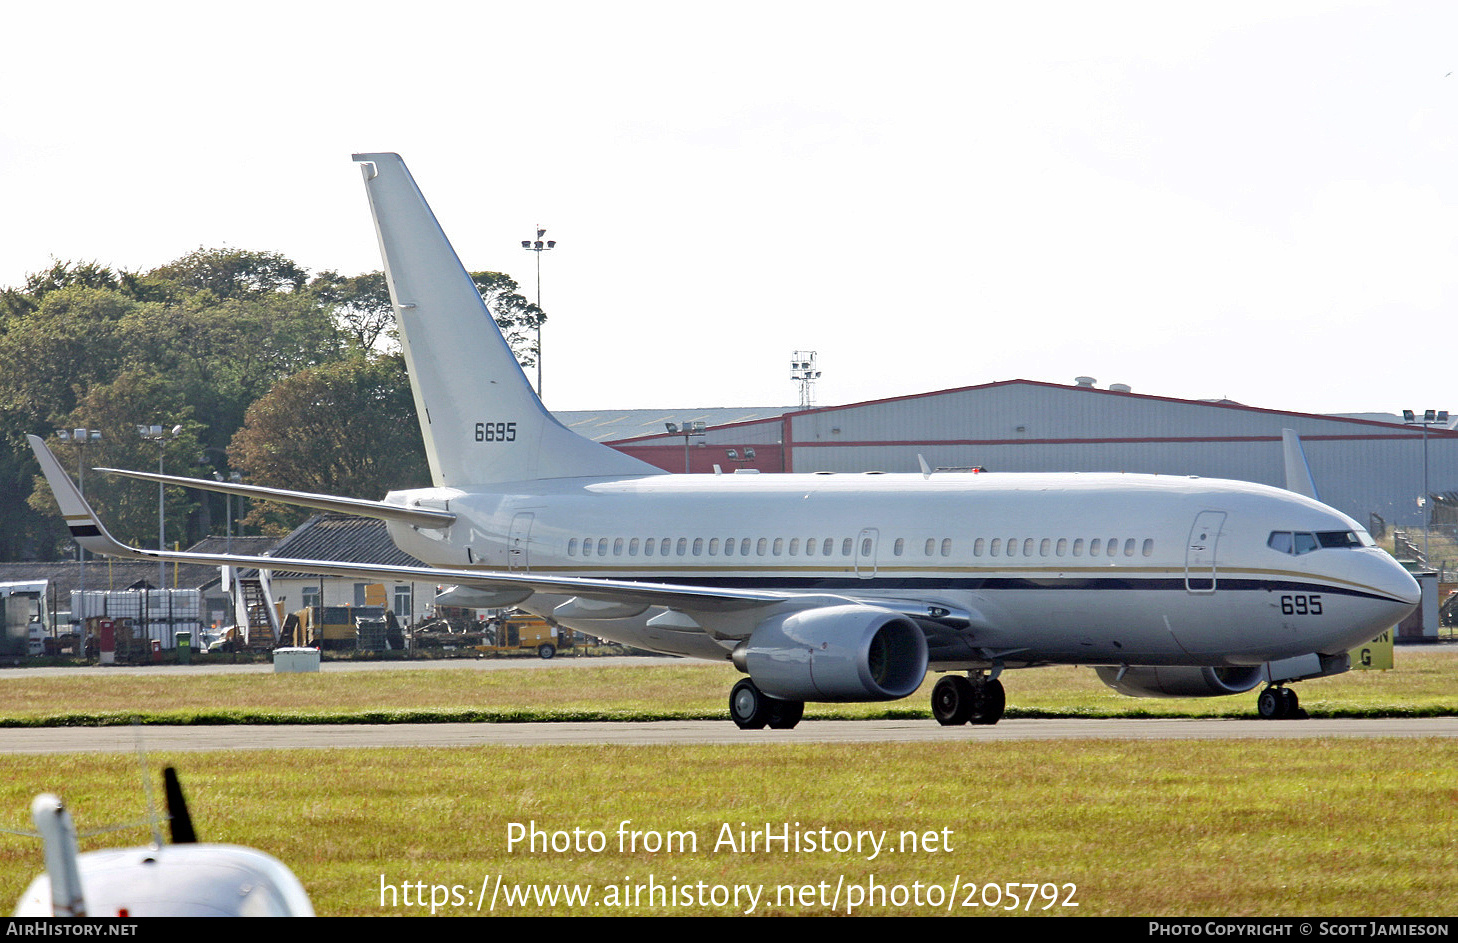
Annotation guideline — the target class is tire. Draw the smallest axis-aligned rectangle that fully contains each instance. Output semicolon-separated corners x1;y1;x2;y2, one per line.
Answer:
537;644;555;659
730;678;769;729
1257;686;1286;719
971;678;1005;725
766;698;805;730
932;675;974;726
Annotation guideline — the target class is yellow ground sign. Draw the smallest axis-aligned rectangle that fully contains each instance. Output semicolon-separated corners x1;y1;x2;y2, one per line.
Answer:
1352;628;1393;670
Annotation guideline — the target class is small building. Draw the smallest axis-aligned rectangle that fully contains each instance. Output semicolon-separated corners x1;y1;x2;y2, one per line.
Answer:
256;514;431;626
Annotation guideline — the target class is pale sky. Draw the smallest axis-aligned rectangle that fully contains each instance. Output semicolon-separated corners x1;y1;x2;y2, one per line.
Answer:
3;1;1456;416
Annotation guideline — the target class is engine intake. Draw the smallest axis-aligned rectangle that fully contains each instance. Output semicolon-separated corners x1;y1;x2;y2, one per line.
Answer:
1094;665;1264;698
734;605;928;702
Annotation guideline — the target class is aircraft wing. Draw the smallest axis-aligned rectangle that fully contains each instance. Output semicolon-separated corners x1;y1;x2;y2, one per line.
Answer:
93;466;455;530
30;435;789;618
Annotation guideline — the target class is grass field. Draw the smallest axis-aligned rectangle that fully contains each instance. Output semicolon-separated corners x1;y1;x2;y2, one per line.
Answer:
0;651;1454;916
1;646;1457;725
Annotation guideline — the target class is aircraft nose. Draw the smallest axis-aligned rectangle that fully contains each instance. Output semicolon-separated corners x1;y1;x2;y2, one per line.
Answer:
1378;555;1421;608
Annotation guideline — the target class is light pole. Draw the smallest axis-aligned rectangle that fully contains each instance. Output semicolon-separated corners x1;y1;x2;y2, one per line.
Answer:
57;428;100;649
521;227;556;399
138;424;182;591
1402;409;1449;564
665;421;706;473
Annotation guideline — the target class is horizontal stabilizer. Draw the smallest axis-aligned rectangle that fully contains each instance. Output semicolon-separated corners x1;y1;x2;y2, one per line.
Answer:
95;466;455;530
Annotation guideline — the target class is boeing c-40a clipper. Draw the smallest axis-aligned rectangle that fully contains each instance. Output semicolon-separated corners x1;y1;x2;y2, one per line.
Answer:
30;153;1419;728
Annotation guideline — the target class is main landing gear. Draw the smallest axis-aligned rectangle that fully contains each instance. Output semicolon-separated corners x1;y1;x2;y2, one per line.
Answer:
931;673;1005;726
1256;685;1304;720
729;678;805;730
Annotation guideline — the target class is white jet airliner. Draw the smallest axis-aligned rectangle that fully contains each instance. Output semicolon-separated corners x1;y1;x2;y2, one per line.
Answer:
29;153;1419;728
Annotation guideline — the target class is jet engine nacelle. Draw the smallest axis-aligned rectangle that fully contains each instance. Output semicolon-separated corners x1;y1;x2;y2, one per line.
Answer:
733;605;928;702
1094;665;1265;698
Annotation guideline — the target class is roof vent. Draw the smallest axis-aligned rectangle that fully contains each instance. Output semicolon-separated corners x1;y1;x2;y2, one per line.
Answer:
1108;383;1132;393
1074;376;1097;388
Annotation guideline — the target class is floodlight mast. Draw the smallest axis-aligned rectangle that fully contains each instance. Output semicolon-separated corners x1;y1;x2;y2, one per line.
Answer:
665;421;706;473
521;227;556;400
1402;408;1450;564
790;350;821;409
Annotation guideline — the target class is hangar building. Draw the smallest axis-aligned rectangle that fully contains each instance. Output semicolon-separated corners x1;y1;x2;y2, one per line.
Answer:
557;378;1458;537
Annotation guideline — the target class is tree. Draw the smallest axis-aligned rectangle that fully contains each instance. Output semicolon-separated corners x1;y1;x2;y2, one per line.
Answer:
227;355;429;534
310;269;544;366
129;248;308;302
309;270;395;353
471;271;545;369
0;286;137;422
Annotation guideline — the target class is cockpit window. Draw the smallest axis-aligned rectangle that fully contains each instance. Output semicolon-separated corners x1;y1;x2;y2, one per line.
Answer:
1268;530;1365;554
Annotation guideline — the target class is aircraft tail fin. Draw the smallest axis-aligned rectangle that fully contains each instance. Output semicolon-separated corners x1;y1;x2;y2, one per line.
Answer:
351;153;663;486
1281;429;1320;501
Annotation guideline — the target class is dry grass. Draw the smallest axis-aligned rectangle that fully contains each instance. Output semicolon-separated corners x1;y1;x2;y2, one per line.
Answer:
0;739;1454;916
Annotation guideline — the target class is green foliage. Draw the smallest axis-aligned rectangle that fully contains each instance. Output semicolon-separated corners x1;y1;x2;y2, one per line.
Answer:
227;355;430;534
0;247;541;559
138;247;308;301
472;270;545;367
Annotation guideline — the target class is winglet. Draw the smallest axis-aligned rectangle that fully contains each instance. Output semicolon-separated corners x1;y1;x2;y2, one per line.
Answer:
27;435;150;561
1281;429;1320;501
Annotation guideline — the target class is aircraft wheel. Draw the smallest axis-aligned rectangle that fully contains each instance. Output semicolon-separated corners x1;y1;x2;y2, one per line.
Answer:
931;675;974;726
1257;686;1288;719
537;644;556;659
730;679;769;729
1280;686;1302;719
766;698;805;730
971;678;1006;725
